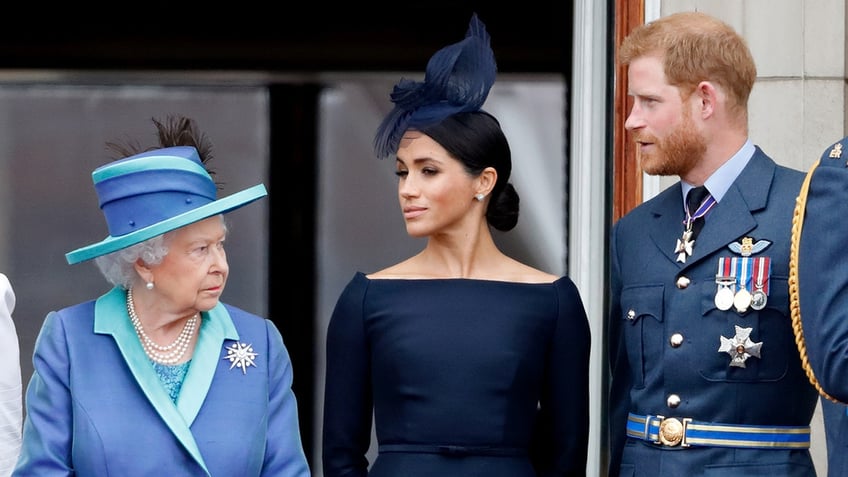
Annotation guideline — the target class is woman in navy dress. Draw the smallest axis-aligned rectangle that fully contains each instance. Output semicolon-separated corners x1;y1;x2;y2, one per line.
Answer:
322;14;590;477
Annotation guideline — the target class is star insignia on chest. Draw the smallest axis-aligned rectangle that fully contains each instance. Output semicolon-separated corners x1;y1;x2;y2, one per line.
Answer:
222;342;258;374
718;325;762;368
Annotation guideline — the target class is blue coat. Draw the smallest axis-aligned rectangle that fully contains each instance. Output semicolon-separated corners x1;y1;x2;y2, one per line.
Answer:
13;287;311;477
608;148;819;476
794;136;848;477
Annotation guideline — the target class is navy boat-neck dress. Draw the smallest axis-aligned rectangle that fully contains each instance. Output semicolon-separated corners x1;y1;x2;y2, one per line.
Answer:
322;272;590;476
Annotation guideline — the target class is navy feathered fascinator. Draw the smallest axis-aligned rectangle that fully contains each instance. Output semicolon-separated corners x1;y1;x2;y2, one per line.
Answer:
373;13;498;158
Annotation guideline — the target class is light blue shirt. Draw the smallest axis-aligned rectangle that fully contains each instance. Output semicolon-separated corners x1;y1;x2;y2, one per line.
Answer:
681;139;755;206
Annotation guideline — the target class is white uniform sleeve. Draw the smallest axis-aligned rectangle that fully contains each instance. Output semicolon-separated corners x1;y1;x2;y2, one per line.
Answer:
0;274;21;476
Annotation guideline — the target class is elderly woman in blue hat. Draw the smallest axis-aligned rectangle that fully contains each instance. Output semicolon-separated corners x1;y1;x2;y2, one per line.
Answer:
13;117;310;476
322;14;590;477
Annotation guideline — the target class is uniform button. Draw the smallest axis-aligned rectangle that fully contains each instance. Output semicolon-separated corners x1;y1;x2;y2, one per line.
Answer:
667;394;681;408
669;333;684;347
676;276;690;289
627;309;636;320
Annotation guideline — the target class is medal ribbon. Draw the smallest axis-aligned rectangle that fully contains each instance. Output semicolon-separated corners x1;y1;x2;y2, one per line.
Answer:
728;257;739;290
726;257;739;292
718;257;731;279
683;195;717;228
735;257;753;293
753;256;771;295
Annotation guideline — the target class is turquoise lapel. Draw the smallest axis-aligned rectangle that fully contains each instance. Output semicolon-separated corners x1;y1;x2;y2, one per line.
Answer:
177;304;239;423
92;287;237;476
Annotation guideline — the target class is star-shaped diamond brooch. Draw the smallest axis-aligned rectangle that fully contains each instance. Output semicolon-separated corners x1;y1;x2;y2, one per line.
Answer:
222;342;258;374
718;325;762;368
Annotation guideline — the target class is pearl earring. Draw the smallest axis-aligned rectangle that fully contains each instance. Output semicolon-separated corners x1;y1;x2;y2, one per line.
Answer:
146;281;154;291
475;193;485;201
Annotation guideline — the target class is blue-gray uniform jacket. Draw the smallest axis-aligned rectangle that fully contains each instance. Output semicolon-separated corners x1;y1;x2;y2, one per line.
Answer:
608;147;819;477
794;136;848;477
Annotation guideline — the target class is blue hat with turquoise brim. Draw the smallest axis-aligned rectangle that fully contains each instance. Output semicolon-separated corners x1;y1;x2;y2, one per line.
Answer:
66;145;267;265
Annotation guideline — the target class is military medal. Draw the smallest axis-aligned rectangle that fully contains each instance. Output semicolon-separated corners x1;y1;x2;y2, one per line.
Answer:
715;285;735;311
714;275;735;311
717;239;772;314
751;289;767;310
715;258;737;311
733;288;752;313
750;256;770;311
732;256;753;313
674;191;717;263
674;229;695;263
718;325;763;368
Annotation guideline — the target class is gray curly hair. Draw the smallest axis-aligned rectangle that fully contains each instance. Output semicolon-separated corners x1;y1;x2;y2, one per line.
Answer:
94;234;170;289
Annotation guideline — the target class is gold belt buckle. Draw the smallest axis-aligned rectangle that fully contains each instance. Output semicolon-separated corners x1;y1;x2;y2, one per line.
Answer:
658;417;691;447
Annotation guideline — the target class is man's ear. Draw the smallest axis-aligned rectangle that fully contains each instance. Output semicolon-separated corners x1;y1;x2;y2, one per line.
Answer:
695;81;720;119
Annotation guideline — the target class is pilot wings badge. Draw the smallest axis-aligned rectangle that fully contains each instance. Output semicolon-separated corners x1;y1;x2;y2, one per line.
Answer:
728;236;771;257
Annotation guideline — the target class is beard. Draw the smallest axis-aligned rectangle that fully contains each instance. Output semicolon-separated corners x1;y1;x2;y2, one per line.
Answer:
636;113;706;177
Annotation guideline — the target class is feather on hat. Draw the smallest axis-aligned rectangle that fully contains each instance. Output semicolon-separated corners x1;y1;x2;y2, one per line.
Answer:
373;13;497;158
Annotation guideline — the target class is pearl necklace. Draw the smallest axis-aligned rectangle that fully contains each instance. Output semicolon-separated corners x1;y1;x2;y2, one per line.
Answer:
126;288;198;365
